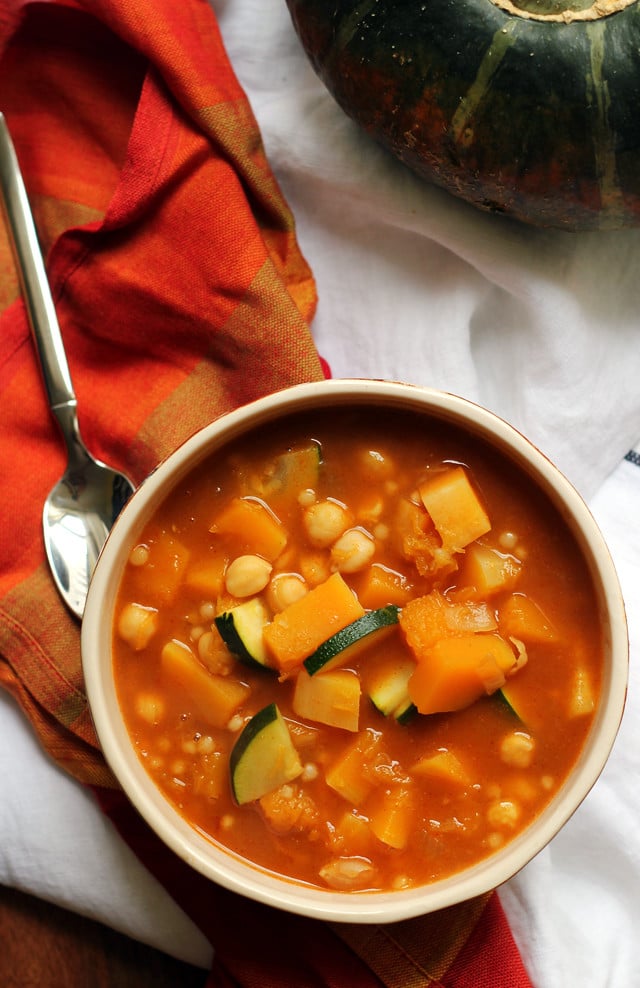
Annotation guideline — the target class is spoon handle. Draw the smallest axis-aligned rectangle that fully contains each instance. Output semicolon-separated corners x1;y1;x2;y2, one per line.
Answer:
0;112;77;413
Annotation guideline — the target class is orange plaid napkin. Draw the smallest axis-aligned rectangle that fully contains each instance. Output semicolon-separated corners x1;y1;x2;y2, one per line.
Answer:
0;2;533;985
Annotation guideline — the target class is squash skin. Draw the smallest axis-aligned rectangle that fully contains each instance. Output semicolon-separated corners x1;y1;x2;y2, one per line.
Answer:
285;0;640;230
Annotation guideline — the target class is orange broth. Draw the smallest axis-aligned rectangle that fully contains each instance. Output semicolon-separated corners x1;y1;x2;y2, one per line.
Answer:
112;405;602;892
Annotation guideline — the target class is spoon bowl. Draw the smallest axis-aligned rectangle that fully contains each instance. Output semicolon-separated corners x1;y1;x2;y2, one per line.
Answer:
0;112;134;618
43;405;135;618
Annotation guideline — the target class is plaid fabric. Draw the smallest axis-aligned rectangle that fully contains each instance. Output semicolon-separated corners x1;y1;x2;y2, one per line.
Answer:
0;2;532;985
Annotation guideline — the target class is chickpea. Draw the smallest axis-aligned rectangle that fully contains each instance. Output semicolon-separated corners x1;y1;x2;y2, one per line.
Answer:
225;554;272;597
498;531;519;551
128;543;150;567
486;832;504;850
359;448;395;479
319;857;377;891
391;875;413;891
303;499;352;548
297;488;316;508
373;522;390;541
199;600;216;622
267;572;308;611
117;602;159;650
486;799;520;829
134;692;165;725
500;731;535;768
330;527;375;573
198;630;235;675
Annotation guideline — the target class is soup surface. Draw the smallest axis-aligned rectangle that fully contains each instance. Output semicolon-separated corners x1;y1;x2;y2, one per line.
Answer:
113;405;602;892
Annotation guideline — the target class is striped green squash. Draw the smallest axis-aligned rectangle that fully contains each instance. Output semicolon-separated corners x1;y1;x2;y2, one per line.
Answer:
285;0;640;230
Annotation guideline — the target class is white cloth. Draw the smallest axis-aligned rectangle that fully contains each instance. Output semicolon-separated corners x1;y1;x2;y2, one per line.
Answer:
1;1;640;981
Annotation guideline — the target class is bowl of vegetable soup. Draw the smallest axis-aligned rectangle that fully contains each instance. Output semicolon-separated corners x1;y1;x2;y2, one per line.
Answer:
82;379;628;923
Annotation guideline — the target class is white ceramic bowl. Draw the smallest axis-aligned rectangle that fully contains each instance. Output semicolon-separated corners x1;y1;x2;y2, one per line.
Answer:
81;379;628;923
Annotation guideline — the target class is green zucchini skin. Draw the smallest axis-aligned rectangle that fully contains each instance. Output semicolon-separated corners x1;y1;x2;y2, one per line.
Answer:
285;0;640;229
303;604;400;675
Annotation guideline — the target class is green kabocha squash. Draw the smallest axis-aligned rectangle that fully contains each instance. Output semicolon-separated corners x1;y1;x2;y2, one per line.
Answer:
285;0;640;230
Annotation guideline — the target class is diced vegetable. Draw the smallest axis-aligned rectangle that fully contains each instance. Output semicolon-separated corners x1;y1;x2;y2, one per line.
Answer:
496;667;543;727
214;598;274;669
498;593;558;643
496;686;526;722
568;666;597;717
411;749;471;787
292;668;361;731
230;703;303;804
133;533;191;604
304;605;400;676
258;442;322;500
363;648;417;723
331;810;375;856
258;783;320;834
356;563;415;609
460;544;522;597
408;633;519;715
399;589;497;658
182;553;227;597
263;572;365;674
210;497;287;561
160;639;249;726
325;729;384;805
418;466;491;552
192;749;228;801
395;496;455;579
367;785;414;850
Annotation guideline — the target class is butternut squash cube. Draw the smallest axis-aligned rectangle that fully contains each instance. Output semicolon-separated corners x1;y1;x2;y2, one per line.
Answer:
399;589;497;658
183;553;228;597
418;467;491;552
132;532;191;604
161;639;249;727
460;544;522;597
367;785;414;850
210;497;287;562
326;729;384;805
264;572;365;674
411;749;471;787
331;810;375;856
192;749;227;800
498;593;558;642
292;668;360;732
408;633;518;714
356;563;414;610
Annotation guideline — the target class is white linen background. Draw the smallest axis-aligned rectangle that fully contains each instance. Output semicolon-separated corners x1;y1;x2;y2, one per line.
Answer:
1;1;639;984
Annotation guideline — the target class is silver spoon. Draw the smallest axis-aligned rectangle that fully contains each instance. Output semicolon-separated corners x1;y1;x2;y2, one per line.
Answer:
0;112;135;619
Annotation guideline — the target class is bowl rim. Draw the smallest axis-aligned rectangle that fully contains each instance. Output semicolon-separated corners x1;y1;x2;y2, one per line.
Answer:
81;378;629;923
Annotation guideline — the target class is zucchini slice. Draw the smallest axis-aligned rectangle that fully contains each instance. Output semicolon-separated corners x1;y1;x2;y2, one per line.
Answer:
303;605;400;676
261;441;322;499
229;703;303;805
496;684;525;723
367;655;417;724
214;598;272;669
